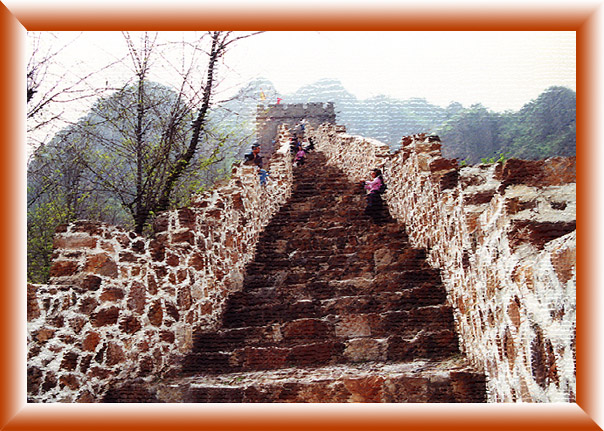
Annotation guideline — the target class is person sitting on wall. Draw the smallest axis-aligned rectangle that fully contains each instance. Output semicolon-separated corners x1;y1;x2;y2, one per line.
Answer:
290;135;302;155
363;168;388;224
258;169;270;186
244;143;263;169
244;144;270;186
305;137;315;152
294;146;306;167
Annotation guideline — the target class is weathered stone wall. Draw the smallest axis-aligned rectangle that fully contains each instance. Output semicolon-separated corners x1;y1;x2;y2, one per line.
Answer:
256;103;336;155
27;128;295;403
310;124;576;403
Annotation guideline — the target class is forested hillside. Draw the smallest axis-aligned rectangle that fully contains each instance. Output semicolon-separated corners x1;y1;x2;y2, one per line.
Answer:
435;86;576;163
241;79;575;162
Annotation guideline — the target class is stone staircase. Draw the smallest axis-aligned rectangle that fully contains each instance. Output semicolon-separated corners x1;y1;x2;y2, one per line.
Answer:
150;150;486;403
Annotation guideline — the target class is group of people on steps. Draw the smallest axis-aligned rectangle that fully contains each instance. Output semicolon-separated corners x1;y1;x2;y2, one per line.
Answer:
289;134;315;167
244;128;388;224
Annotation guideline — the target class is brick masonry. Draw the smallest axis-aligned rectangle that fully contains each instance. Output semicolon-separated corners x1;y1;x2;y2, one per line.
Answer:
27;113;576;404
309;124;576;402
27;127;294;403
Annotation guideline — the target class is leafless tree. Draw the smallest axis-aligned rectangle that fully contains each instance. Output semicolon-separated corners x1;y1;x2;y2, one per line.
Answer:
27;32;123;159
62;31;261;234
28;31;262;282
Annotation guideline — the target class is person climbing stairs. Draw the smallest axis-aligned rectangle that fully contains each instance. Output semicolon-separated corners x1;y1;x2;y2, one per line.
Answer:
148;150;487;402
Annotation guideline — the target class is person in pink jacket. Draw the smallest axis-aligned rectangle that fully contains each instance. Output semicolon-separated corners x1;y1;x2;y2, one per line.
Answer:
364;168;387;223
294;147;306;166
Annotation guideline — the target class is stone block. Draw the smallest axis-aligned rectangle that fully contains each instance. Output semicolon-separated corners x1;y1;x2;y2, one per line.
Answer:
153;214;170;233
384;375;430;402
70;316;87;334
61;351;79;371
91;307;120;327
172;229;195;245
508;220;576;250
49;260;80;278
119;251;138;263
84;253;118;278
281;319;333;342
79;354;93;373
188;253;205;271
106;342;125;366
166;253;180;267
531;327;559;389
127;281;146;314
344;338;386;362
149;237;166;262
550;243;576;284
82;275;102;291
148;300;164;327
465;190;496;205
27;366;43;395
429;158;457;172
59;374;80;390
335;315;371;338
27;284;41;321
53;235;98;250
34;328;55;343
119;315;142;334
343;376;385;402
286;341;344;367
100;287;125;302
178;208;196;229
499;157;576;193
72;221;104;236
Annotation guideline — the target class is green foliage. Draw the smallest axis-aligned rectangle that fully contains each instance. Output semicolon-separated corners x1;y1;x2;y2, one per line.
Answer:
435;104;504;164
480;152;510;164
27;81;249;282
435;86;575;164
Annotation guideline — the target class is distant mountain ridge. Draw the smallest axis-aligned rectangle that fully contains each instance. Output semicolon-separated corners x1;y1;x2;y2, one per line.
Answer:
217;78;575;162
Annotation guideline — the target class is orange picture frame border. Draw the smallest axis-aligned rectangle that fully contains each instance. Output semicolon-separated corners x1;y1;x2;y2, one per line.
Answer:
2;2;600;430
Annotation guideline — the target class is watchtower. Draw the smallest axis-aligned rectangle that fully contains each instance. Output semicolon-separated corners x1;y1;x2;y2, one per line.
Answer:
256;102;336;155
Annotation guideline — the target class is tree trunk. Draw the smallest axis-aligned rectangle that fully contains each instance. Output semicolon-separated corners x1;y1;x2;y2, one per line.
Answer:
155;32;222;215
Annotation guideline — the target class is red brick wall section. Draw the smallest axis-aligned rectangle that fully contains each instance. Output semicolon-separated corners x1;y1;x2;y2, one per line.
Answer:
26;127;294;403
310;124;576;403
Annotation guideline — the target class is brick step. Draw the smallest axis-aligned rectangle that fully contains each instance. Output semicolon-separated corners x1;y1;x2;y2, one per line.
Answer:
286;273;446;299
241;267;443;293
256;228;409;245
151;150;488;403
225;281;448;316
198;306;456;354
222;297;455;337
260;220;409;239
248;254;369;272
159;358;486;403
222;299;321;328
251;246;426;270
259;220;371;235
286;187;356;197
181;328;460;375
275;202;366;215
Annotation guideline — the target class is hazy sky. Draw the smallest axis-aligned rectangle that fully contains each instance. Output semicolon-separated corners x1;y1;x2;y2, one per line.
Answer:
37;31;575;114
227;31;576;112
